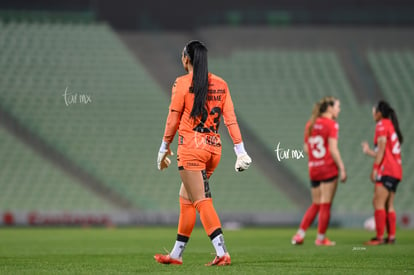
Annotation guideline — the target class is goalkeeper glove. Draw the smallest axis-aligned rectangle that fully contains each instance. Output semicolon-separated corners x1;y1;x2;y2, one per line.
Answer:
234;142;252;172
157;141;173;171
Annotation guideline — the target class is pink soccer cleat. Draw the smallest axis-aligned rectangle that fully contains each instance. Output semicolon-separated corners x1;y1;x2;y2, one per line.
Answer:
154;254;183;265
291;233;304;245
205;253;231;266
364;237;385;246
315;237;336;246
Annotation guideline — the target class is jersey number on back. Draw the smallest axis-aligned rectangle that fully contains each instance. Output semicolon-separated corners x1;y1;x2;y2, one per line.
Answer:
193;107;221;133
309;135;326;159
391;132;401;155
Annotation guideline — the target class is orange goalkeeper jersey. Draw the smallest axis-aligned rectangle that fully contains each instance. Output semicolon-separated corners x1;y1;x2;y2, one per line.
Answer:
163;72;242;154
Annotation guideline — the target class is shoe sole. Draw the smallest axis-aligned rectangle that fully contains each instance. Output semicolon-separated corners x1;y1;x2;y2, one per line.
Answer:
364;242;384;246
315;241;336;246
153;255;182;265
206;256;231;266
216;261;231;266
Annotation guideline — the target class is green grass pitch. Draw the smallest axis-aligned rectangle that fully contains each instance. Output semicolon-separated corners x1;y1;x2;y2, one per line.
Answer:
0;227;413;274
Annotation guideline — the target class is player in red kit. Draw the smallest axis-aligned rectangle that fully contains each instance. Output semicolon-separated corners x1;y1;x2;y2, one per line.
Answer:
361;100;403;245
292;96;347;246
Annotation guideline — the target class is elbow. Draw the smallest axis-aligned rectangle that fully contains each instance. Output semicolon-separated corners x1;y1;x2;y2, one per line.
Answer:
329;145;338;156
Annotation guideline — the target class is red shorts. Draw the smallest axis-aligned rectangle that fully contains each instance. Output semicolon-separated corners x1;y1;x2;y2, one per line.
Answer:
177;146;221;178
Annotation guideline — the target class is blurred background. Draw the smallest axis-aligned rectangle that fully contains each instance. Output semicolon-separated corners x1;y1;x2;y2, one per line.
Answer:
0;0;413;229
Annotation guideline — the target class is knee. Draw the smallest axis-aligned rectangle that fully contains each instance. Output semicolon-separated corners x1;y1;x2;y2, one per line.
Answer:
320;194;332;204
313;199;321;205
387;202;395;212
193;198;212;212
180;196;194;205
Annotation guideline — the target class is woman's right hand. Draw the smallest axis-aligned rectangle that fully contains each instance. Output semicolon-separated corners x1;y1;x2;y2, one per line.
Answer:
157;141;173;171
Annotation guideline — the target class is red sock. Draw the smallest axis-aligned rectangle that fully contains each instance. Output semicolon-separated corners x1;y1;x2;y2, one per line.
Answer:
194;198;222;236
374;209;386;240
177;197;196;237
317;203;331;235
387;211;397;239
299;203;320;230
386;212;390;235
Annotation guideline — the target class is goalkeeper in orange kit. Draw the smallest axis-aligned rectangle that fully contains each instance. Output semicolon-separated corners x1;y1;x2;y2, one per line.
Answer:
155;40;252;266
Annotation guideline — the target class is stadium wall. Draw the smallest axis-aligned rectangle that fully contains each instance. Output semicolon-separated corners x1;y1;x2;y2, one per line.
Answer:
1;211;414;229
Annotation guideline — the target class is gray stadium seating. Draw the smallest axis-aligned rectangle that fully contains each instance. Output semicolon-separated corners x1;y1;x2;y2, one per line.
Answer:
0;19;412;217
210;48;413;213
0;21;297;213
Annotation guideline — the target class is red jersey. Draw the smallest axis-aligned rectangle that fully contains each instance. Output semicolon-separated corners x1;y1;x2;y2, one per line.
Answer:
305;117;339;181
164;72;242;154
374;118;402;180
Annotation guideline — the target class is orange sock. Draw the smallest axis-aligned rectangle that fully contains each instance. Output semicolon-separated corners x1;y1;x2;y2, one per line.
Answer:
194;198;222;236
177;197;196;238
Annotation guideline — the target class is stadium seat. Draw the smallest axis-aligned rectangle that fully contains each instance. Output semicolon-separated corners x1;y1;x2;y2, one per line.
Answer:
0;21;297;214
210;49;413;214
0;125;118;211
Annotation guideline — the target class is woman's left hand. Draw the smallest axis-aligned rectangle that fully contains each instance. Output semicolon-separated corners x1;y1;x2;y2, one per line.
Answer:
361;141;370;154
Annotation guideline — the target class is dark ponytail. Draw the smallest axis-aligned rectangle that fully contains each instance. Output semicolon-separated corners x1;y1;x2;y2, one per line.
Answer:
183;40;209;119
376;100;403;144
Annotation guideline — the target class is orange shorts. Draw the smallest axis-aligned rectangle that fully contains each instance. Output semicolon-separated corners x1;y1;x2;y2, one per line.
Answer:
177;146;221;178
